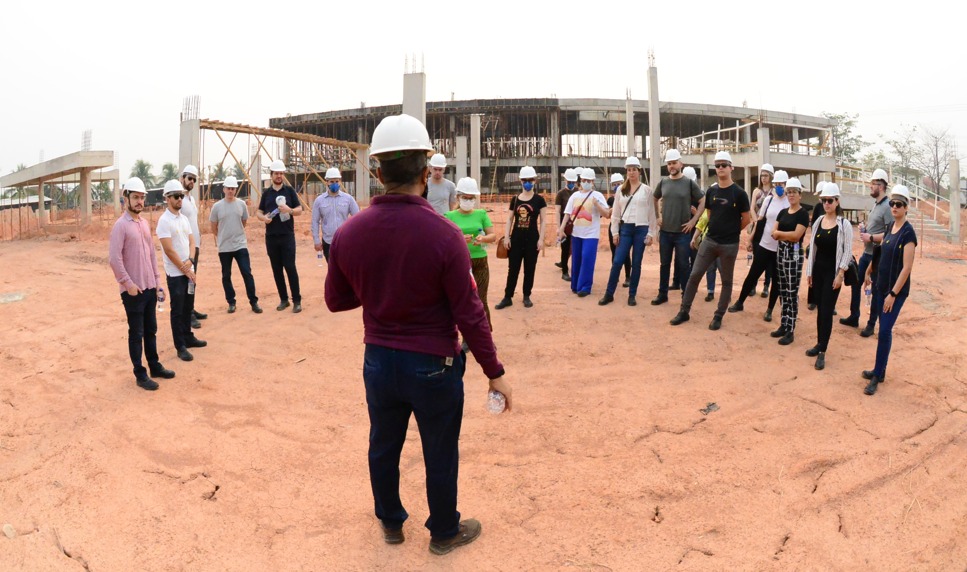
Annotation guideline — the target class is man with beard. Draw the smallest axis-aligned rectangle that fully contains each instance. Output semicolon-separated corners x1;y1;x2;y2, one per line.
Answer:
257;160;304;313
179;165;207;329
210;176;262;313
652;149;704;305
108;177;176;390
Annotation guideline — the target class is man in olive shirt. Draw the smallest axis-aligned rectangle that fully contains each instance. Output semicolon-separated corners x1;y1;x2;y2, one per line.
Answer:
652;149;704;305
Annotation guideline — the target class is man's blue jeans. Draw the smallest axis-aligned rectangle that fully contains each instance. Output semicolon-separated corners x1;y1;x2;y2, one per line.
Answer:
659;230;692;296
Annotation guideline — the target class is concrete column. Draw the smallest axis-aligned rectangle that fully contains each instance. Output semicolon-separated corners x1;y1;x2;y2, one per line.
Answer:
647;66;661;187
36;177;46;226
625;96;635;158
179;118;201;202
744;167;751;193
550;111;560;190
113;175;121;215
757;127;771;169
950;158;960;241
80;168;92;224
792;127;800;154
356;125;371;205
402;72;426;125
455;136;468;180
251;155;261;209
470;115;482;186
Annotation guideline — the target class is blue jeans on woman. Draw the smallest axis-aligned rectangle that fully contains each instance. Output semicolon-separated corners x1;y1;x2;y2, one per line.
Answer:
571;236;600;294
873;294;906;379
606;223;649;297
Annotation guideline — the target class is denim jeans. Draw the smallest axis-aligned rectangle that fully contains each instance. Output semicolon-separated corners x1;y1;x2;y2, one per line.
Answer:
606;223;649;296
120;288;160;377
873;294;907;378
218;248;259;305
363;344;465;539
659;231;691;295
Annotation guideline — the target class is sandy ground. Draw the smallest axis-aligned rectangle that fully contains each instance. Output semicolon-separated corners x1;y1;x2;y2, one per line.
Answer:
1;209;966;571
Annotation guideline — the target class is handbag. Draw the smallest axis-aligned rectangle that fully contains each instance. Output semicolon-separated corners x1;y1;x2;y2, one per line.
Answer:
563;192;594;237
496;197;518;259
751;194;774;247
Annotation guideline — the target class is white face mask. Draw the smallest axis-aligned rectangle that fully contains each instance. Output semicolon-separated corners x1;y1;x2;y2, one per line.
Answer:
581;181;593;192
459;198;476;211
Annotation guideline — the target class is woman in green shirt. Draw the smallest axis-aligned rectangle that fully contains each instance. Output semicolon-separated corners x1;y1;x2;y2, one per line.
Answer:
445;178;497;330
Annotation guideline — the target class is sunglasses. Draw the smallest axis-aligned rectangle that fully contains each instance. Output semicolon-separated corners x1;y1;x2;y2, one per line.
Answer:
169;194;185;200
889;200;908;208
821;198;837;204
714;163;731;169
184;177;197;182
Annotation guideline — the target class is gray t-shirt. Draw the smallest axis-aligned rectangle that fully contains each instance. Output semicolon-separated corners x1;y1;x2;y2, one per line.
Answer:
653;176;704;233
209;198;249;253
427;178;456;215
865;196;893;255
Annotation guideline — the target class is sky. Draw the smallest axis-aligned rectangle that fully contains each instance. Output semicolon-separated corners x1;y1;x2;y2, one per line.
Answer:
1;0;964;184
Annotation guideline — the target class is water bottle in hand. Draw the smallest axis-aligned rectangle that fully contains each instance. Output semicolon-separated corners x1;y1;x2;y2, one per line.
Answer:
317;251;323;266
276;196;290;222
746;253;753;266
487;390;506;414
157;287;166;313
865;286;872;306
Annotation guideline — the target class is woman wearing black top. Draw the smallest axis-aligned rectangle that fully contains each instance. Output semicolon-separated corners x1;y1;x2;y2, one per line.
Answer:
769;178;810;345
496;166;548;309
862;186;917;395
806;181;828;311
805;183;853;370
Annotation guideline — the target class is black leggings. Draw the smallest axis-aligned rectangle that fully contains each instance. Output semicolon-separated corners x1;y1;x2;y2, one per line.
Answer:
736;244;780;311
812;263;842;352
504;235;539;298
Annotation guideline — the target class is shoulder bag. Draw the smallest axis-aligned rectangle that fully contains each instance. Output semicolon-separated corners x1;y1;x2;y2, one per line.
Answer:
563;192;594;237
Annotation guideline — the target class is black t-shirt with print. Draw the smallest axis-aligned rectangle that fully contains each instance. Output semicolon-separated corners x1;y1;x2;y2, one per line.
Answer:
510;194;547;241
704;183;749;245
776;207;811;246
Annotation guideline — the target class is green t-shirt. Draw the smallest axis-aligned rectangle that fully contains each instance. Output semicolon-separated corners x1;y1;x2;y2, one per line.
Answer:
444;209;493;259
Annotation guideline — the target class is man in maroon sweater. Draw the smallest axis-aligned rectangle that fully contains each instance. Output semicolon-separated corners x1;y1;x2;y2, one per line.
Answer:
325;114;513;556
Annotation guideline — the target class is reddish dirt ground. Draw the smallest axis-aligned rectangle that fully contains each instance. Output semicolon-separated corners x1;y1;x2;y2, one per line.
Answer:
1;205;966;571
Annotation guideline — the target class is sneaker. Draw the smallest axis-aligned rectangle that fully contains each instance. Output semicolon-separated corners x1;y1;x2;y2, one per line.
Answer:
136;376;159;391
177;348;193;362
651;294;668;306
276;301;290;311
763;310;772;322
380;522;405;545
839;316;859;327
770;327;787;338
494;297;512;309
622;280;631;288
860;325;875;338
228;304;236;313
778;332;795;345
760;288;769;298
522;297;533;308
251;303;263;314
805;346;821;357
191;317;202;329
561;273;571;281
728;303;743;313
807;303;817;311
628;296;637;306
429;519;481;555
598;293;614;306
149;365;175;379
815;352;826;370
186;337;207;348
708;316;722;331
705;292;715;302
293;303;302;313
193;310;208;320
864;377;881;396
669;311;690;326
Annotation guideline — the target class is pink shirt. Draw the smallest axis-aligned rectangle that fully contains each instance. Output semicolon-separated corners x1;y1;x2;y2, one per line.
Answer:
109;211;161;292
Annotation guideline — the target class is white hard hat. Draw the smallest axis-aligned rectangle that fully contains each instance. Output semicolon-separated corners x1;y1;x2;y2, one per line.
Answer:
563;168;578;182
455;177;481;196
890;185;911;203
870;168;889;183
163;180;185;196
760;163;775;174
519;166;537;179
429;153;447;168
223;176;239;188
580;167;595;180
181;165;199;177
664;149;682;162
370;114;433;157
682;166;697;181
610;173;624;184
714;151;732;164
269;160;286;173
325;167;341;180
773;170;789;184
819;183;841;197
122;177;146;194
786;178;802;189
625;156;642;168
814;181;826;194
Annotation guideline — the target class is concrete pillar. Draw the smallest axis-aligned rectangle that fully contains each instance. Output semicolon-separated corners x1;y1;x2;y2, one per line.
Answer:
179;118;201;202
80;168;92;224
550;111;561;190
113;175;121;215
744;167;751;193
647;66;661;187
470;115;482;185
757;127;771;169
251;155;261;209
402;72;426;125
625;96;635;158
455;136;468;180
36;177;46;226
792;127;800;154
950;158;960;241
356;126;371;205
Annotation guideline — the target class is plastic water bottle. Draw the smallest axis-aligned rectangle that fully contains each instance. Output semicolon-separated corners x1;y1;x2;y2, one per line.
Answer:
187;279;195;296
157;287;166;313
865;286;872;306
266;208;279;220
746;253;753;266
317;251;324;266
793;243;800;258
487;390;506;414
276;196;290;222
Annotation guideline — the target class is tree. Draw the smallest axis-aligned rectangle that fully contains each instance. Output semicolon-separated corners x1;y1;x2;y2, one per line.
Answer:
232;162;248;180
822;111;867;165
130;160;155;187
208;163;228;182
911;126;956;195
883;124;921;185
159;162;179;183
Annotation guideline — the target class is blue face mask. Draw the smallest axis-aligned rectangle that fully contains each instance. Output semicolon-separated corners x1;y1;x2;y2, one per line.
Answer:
566;182;575;190
775;185;784;197
328;183;340;193
522;181;534;192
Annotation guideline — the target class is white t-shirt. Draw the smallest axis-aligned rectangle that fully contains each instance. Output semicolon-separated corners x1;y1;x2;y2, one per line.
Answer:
757;192;790;252
156;209;192;277
564;190;609;239
180;194;202;248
